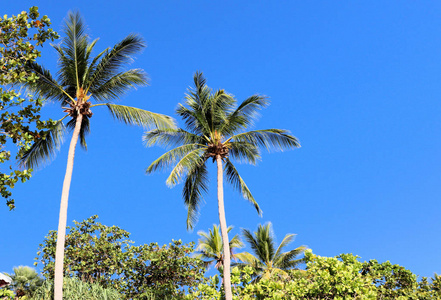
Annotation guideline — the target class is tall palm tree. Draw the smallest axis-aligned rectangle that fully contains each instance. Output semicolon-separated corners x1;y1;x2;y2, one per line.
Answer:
196;224;244;270
235;222;307;281
8;266;43;298
144;72;299;299
19;12;174;300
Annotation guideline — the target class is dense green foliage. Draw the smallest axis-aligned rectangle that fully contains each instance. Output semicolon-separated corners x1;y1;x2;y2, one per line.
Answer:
30;277;121;300
187;251;441;299
35;216;206;298
0;7;58;209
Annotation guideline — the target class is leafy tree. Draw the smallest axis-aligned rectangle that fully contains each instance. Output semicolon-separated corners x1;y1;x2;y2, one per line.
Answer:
36;216;205;299
0;7;58;209
7;266;43;298
19;12;175;299
124;240;206;299
235;222;307;281
145;72;299;299
196;224;243;270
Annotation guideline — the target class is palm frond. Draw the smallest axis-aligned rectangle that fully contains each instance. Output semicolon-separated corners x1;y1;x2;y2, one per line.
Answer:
60;11;89;88
224;159;261;216
242;228;264;262
145;144;204;174
182;156;209;230
176;103;211;136
227;141;260;165
166;148;206;187
91;69;148;101
143;128;203;148
229;129;300;152
86;34;146;93
234;252;259;265
24;62;72;104
105;104;175;129
222;95;269;135
276;246;307;269
19;120;66;169
273;233;296;261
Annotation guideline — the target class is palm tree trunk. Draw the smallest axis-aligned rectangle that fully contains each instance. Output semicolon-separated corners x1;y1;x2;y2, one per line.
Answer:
216;155;232;300
54;113;83;300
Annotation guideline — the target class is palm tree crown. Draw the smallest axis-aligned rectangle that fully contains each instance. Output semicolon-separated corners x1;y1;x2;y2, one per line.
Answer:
145;72;299;229
196;224;244;270
235;222;307;281
8;266;43;298
20;11;174;168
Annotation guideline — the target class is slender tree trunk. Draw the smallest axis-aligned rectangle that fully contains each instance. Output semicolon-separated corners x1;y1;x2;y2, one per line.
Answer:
54;113;83;300
216;155;233;300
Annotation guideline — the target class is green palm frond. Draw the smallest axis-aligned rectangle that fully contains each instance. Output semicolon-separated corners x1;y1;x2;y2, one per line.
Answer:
86;34;146;94
60;11;89;89
176;103;211;136
25;62;72;104
143;128;203;148
227;141;260;164
273;233;296;260
222;95;269;135
234;252;260;265
224;159;261;215
146;144;204;174
91;69;148;101
183;157;209;229
166;148;206;187
276;246;307;269
229;129;300;152
105;104;175;129
19;119;66;169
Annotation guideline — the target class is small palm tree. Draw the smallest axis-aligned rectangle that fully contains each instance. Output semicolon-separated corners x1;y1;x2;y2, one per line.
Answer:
8;266;43;298
19;12;174;300
235;222;307;281
144;72;299;299
196;225;244;270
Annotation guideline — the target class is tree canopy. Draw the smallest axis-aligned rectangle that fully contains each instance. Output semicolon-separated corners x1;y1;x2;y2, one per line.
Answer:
0;7;58;209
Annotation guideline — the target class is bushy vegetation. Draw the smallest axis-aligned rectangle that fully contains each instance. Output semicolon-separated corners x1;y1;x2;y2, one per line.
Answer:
30;277;121;300
35;216;206;299
187;252;441;299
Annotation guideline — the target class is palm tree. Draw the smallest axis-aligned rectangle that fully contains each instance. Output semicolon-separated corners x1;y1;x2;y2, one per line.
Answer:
144;72;299;299
235;222;307;281
19;12;174;300
8;266;43;298
196;225;244;270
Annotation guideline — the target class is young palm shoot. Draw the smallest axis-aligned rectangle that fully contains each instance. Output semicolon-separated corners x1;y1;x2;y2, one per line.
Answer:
19;12;174;300
144;72;299;300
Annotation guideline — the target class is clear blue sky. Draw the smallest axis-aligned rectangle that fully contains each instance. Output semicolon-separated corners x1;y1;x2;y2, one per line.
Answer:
1;1;440;279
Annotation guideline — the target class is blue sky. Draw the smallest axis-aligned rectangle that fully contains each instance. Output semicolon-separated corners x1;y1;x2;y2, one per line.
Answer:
1;1;441;279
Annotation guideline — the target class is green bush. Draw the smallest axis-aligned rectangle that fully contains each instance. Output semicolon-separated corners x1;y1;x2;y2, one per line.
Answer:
30;277;121;300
